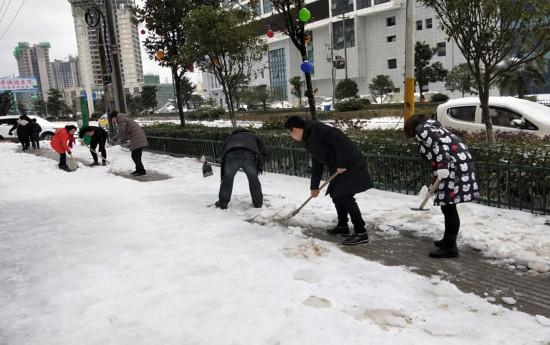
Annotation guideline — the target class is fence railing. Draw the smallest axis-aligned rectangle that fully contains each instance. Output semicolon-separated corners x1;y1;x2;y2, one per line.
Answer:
147;136;550;214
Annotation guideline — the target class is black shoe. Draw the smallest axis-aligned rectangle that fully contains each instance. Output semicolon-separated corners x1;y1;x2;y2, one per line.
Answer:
133;170;146;176
326;225;350;236
341;232;369;246
215;201;227;210
429;246;459;258
102;160;107;166
59;165;72;172
434;239;444;247
88;162;100;167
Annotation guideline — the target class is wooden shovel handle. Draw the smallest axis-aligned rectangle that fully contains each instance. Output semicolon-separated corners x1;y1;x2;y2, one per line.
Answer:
292;172;340;217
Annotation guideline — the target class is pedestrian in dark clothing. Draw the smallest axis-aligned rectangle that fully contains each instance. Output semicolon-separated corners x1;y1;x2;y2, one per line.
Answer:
9;115;32;151
109;111;148;176
405;115;480;258
215;128;267;209
30;118;42;149
79;126;108;166
284;116;373;246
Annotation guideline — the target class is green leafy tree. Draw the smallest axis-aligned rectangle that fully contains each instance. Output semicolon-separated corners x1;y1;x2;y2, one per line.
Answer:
32;99;47;115
415;41;448;100
289;76;303;107
335;79;359;100
46;89;64;118
179;76;195;109
126;93;144;116
421;0;550;144
141;85;158;113
273;0;317;118
133;0;216;126
255;84;270;111
445;63;478;97
498;57;546;98
17;102;27;115
0;92;13;115
185;5;267;128
191;94;204;109
369;75;395;104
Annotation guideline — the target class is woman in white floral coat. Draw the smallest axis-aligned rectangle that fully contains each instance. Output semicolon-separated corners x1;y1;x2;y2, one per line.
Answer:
405;115;480;258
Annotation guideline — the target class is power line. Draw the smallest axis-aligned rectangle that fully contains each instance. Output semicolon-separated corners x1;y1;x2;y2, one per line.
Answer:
0;0;12;27
0;0;26;41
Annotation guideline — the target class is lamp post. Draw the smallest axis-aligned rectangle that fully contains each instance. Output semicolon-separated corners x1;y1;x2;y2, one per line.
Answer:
403;0;415;121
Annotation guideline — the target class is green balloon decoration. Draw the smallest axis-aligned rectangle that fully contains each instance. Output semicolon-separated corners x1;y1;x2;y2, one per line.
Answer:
298;8;311;23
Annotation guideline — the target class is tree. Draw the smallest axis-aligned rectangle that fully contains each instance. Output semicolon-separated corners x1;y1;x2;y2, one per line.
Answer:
141;85;158;113
126;93;144;116
185;5;267;128
47;89;64;118
335;79;359;100
32;99;47;115
179;76;195;109
421;0;550;144
369;75;395;104
497;57;546;98
289;76;303;108
415;41;448;100
133;0;216;126
255;84;270;111
273;0;317;118
191;94;204;109
17;102;27;115
445;63;478;97
0;92;12;115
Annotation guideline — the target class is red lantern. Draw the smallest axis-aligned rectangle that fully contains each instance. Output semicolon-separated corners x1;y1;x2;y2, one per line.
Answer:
186;63;194;72
266;29;274;38
140;29;146;35
155;50;165;60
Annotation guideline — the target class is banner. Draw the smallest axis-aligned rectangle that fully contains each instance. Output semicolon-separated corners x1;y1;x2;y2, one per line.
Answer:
0;78;38;92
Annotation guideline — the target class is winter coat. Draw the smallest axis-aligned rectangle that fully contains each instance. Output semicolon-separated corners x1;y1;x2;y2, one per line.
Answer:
221;128;267;177
31;122;42;138
115;113;148;151
88;126;108;145
414;119;480;205
9;119;31;140
50;128;73;154
303;120;373;198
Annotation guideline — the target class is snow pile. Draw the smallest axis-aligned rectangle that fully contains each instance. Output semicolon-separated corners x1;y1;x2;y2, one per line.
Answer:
1;143;549;344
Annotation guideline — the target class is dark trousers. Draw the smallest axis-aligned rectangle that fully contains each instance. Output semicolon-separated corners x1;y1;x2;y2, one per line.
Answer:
59;153;67;167
19;136;30;151
31;134;40;149
441;204;460;247
131;147;145;173
331;194;366;233
218;149;263;208
90;138;107;163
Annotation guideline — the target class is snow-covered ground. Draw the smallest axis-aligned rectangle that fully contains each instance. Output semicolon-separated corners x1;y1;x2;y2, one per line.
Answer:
1;143;549;344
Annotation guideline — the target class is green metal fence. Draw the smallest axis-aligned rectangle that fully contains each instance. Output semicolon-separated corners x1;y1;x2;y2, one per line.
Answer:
147;136;550;214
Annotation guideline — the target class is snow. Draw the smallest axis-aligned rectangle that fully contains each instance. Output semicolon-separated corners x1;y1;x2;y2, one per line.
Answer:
1;142;550;344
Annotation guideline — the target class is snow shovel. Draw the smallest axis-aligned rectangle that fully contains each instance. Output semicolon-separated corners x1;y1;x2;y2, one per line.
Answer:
68;152;79;170
410;176;442;211
81;141;111;165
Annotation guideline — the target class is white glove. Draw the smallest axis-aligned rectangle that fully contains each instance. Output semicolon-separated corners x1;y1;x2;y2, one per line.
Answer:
437;169;450;180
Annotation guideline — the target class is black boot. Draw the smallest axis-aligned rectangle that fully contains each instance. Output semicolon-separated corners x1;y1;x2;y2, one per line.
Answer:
341;230;369;246
429;245;459;258
88;161;100;167
326;225;350;236
434;239;444;247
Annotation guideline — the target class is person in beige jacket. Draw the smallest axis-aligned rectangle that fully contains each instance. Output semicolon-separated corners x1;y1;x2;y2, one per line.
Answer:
109;111;149;176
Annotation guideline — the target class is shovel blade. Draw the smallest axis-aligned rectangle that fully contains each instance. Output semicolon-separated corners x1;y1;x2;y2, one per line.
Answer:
202;161;213;177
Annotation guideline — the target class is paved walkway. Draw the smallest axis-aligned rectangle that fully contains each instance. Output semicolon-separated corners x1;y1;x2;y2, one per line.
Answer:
304;224;550;318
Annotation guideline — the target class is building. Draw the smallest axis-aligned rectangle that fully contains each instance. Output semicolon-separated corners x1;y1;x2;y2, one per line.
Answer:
68;0;144;113
204;0;501;107
51;56;84;106
13;42;54;102
143;73;174;110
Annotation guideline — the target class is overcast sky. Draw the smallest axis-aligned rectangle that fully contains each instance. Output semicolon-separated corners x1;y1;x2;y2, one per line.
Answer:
0;0;176;83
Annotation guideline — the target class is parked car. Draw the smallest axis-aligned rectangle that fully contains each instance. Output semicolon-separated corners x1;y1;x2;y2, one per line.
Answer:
435;97;550;137
0;115;60;141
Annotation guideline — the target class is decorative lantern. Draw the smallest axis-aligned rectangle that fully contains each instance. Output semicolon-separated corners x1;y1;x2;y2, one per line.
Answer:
140;29;146;35
298;8;311;23
155;50;165;60
267;29;274;38
300;60;313;74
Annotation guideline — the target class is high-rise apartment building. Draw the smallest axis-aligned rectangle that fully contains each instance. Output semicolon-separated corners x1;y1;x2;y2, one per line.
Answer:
13;42;54;101
52;56;81;90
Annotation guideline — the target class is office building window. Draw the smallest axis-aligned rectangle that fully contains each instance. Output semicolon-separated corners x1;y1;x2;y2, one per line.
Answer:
263;0;272;13
416;20;422;30
332;0;354;16
306;32;314;75
437;42;446;56
388;59;397;69
269;48;287;101
387;35;396;42
426;18;433;29
332;18;355;50
357;0;371;9
254;0;261;16
375;0;390;4
386;16;396;26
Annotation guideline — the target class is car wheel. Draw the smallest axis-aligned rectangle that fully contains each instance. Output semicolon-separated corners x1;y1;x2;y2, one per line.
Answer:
40;132;54;140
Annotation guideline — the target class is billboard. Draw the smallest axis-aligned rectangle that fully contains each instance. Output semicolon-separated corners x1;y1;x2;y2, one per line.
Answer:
0;77;38;93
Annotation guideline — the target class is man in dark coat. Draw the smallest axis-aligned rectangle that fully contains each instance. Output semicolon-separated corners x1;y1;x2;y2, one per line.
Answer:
405;115;480;258
9;115;32;151
215;128;267;209
30;118;42;149
79;126;108;166
110;111;148;176
284;116;373;246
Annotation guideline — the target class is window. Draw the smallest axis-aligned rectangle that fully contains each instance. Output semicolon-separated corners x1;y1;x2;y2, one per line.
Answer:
254;0;261;16
386;16;396;26
357;0;371;9
426;18;433;29
268;48;287;101
416;20;422;30
332;18;355;50
332;0;354;16
262;0;272;13
387;35;396;42
0;118;17;126
388;59;397;69
306;31;314;74
489;107;522;128
437;42;446;56
448;106;476;122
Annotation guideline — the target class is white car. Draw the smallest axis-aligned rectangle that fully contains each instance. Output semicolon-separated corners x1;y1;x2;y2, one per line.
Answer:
0;115;60;141
435;97;550;137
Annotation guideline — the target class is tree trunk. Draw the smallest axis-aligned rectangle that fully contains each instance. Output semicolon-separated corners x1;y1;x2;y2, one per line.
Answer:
172;66;185;127
222;84;236;128
479;86;495;145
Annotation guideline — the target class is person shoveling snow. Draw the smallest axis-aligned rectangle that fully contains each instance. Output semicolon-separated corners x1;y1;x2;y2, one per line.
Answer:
283;116;373;246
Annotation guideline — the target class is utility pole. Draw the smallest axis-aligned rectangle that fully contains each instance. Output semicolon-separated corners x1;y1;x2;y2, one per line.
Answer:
104;0;127;113
403;0;415;121
341;13;348;80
